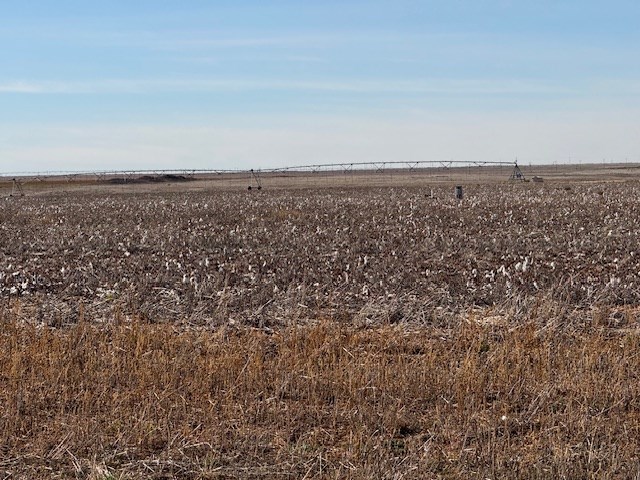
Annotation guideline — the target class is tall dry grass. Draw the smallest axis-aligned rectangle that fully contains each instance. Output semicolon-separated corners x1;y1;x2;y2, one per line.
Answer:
1;310;639;479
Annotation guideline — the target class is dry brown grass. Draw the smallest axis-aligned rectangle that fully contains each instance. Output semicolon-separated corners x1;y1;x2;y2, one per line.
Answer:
2;310;640;479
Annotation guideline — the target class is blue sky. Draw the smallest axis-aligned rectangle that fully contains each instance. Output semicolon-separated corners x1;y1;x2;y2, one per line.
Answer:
1;1;639;172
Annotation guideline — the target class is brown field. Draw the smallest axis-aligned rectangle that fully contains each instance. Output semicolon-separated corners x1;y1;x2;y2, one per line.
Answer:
2;165;640;478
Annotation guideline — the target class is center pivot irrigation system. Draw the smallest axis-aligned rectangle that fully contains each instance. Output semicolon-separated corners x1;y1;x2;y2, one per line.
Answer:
2;160;526;193
247;160;525;189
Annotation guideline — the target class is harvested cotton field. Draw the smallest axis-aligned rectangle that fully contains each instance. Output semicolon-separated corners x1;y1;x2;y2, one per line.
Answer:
2;181;639;326
1;175;640;478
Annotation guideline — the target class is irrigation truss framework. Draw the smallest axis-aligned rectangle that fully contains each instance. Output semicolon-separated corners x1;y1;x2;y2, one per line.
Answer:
0;159;520;182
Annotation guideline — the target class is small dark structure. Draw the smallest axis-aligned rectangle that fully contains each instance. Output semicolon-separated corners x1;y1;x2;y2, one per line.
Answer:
455;185;463;200
510;163;526;181
10;178;25;197
248;169;263;190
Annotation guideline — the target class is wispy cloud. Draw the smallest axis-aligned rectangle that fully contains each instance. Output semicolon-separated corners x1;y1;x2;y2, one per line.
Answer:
0;25;352;50
0;78;575;95
0;82;46;93
174;54;327;65
156;34;339;49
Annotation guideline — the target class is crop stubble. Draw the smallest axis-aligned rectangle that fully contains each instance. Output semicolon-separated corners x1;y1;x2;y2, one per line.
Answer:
1;181;640;478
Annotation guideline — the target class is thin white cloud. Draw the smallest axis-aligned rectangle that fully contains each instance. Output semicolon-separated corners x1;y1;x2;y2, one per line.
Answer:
0;25;353;50
0;77;574;95
157;34;337;49
174;54;327;65
0;82;45;93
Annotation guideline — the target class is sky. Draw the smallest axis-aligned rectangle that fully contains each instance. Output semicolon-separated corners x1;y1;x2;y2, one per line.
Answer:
1;0;639;173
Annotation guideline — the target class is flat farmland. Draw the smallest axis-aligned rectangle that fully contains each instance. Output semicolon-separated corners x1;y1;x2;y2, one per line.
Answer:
2;173;640;478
